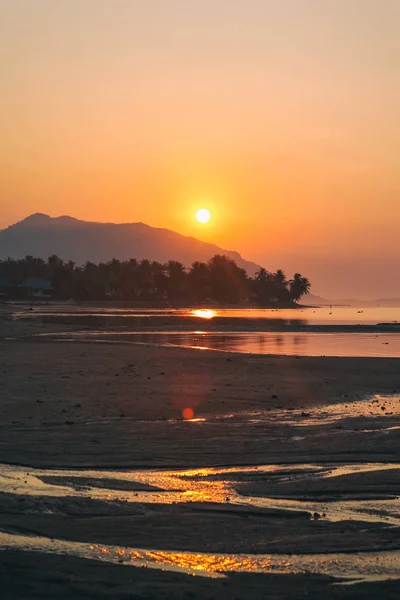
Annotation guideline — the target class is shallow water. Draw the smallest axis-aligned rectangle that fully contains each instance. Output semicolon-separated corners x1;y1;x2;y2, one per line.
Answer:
0;461;399;582
0;530;399;583
1;390;399;582
1;461;399;525
13;306;400;326
4;306;400;583
37;330;400;357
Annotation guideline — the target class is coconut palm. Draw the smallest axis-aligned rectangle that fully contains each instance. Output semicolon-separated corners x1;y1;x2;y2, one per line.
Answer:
166;261;187;302
289;273;311;302
0;254;311;306
255;267;268;282
188;261;210;302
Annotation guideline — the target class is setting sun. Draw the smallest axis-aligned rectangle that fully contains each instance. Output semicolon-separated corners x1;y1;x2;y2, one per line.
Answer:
195;208;211;224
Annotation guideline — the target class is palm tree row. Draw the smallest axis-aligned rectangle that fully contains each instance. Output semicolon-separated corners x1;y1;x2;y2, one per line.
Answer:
254;267;311;304
0;254;311;305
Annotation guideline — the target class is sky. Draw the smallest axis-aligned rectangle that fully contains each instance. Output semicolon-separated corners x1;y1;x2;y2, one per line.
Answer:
1;0;399;299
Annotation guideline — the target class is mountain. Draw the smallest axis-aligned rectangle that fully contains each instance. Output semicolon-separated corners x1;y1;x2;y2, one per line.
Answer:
306;294;363;306
305;293;330;306
0;214;261;274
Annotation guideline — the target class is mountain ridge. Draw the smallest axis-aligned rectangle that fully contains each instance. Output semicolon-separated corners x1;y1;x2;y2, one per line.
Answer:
0;214;260;274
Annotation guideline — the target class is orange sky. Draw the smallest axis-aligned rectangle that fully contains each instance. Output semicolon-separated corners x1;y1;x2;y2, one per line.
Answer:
1;1;400;298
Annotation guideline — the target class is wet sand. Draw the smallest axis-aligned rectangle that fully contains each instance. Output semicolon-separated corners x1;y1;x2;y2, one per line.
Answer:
4;550;400;600
0;312;399;598
0;326;399;467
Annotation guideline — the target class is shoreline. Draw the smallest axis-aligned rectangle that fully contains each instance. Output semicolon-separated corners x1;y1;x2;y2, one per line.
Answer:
4;304;400;334
1;299;308;309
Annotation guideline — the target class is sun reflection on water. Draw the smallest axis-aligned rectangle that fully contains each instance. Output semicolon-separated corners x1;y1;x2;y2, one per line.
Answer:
1;530;396;583
191;309;216;320
1;459;400;583
76;544;400;582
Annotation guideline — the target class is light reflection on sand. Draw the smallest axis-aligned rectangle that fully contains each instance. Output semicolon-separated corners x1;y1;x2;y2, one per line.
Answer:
0;530;399;583
0;462;399;526
1;459;399;583
236;394;400;428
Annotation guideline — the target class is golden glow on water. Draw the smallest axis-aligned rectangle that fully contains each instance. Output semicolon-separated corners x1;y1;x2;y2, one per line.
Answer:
0;531;399;583
0;461;400;582
1;462;399;526
191;309;216;320
94;547;280;575
89;546;400;583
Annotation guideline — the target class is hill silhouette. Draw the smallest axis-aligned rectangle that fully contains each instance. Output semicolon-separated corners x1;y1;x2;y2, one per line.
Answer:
0;214;260;274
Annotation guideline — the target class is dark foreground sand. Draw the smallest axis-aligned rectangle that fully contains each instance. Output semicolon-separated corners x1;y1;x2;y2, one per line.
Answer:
0;313;399;598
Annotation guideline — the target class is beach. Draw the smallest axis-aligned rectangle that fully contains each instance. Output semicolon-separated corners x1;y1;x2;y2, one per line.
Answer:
3;1;400;596
0;308;399;598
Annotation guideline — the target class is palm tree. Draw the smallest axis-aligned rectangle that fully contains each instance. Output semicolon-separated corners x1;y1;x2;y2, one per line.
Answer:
20;255;47;280
289;273;311;302
255;267;268;282
137;259;153;299
118;258;139;300
274;269;287;286
151;261;168;300
267;269;288;303
48;255;64;269
0;253;312;306
188;261;210;302
166;261;187;302
208;255;248;304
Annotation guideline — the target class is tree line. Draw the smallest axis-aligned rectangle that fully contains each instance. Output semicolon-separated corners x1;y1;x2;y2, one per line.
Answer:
0;254;311;305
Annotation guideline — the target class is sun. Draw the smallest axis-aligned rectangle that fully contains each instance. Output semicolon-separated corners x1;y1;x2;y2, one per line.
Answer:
195;208;211;224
